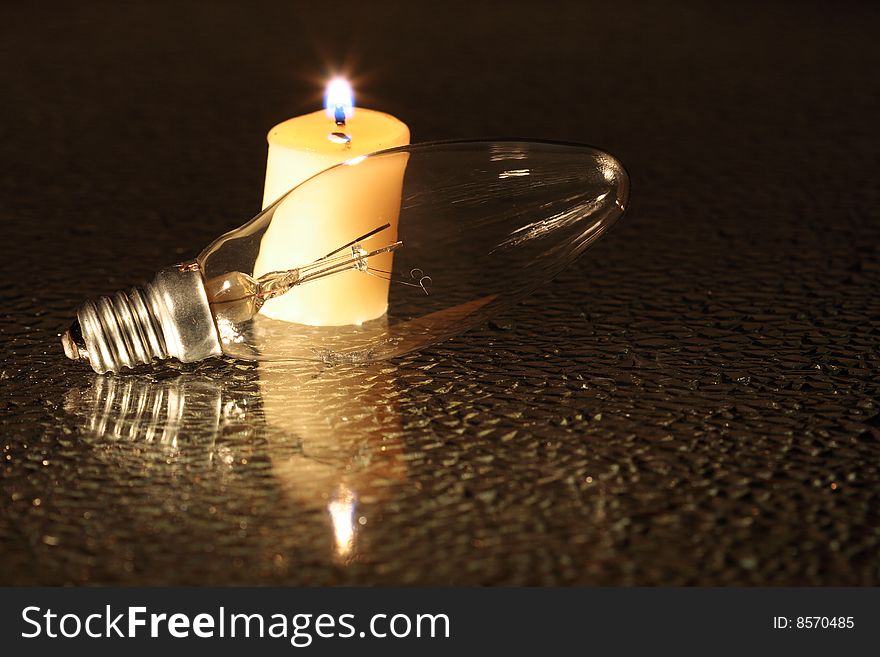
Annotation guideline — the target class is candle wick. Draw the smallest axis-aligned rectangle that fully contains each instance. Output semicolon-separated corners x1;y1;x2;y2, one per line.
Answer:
329;104;351;145
333;104;346;127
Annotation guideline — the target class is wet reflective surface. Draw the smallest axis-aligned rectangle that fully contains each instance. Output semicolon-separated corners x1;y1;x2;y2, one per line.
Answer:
2;2;879;585
3;279;880;585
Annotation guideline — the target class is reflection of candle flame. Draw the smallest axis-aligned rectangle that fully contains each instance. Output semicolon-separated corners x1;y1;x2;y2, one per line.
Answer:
328;484;357;558
262;362;408;563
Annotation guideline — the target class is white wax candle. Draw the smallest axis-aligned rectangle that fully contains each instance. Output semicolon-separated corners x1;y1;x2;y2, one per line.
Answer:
253;83;410;327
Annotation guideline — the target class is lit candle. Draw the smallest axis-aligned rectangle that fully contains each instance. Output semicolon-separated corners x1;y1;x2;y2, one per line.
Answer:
253;78;410;326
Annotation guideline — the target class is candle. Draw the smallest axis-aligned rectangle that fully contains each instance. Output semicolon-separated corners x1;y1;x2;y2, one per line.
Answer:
253;79;410;326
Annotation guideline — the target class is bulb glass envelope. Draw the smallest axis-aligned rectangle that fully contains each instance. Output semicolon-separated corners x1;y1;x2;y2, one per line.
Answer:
198;140;629;364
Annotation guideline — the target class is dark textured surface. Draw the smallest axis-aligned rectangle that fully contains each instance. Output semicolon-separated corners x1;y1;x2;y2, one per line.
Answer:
1;1;879;585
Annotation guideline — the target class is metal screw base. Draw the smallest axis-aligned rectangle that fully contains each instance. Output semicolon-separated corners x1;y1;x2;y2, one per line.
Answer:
62;264;222;374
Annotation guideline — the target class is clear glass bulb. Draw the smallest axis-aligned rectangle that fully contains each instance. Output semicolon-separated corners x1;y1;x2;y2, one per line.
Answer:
62;140;629;373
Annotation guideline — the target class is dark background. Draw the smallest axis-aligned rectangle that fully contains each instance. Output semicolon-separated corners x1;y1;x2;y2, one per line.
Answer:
1;1;878;585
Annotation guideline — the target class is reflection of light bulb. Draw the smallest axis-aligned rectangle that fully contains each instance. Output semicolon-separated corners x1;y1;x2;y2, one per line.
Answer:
62;139;629;373
63;373;261;464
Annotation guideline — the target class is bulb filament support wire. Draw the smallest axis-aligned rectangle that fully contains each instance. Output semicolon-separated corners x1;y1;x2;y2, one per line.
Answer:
209;223;431;312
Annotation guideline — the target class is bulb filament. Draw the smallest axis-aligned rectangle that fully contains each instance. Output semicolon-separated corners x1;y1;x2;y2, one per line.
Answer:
206;224;429;319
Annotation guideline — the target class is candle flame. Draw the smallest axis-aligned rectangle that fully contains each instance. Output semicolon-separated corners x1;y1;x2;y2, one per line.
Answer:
325;78;354;121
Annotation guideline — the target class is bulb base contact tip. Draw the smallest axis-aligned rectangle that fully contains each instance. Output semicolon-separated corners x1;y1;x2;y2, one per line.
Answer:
62;264;222;374
61;320;86;361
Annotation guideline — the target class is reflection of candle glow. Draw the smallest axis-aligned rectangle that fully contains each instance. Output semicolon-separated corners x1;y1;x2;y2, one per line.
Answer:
262;362;409;564
328;484;357;558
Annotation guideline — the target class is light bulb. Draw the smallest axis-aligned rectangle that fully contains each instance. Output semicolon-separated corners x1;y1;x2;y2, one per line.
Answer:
62;139;629;373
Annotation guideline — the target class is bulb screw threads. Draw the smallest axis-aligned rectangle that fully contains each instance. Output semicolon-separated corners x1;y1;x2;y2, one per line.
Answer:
62;263;223;374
